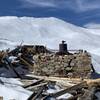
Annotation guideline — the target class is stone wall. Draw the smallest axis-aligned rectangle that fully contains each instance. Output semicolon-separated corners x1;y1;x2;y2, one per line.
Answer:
33;50;92;78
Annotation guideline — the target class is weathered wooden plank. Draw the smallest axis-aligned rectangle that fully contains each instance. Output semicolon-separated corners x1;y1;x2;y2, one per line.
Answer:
19;57;33;70
23;79;44;88
27;82;47;90
26;75;100;86
0;97;3;100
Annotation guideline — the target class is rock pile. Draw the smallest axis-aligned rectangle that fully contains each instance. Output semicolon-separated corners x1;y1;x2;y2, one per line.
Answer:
33;50;91;78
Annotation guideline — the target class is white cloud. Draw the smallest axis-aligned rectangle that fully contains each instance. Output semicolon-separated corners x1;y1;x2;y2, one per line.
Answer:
84;23;100;29
75;0;100;12
19;0;100;13
19;0;58;8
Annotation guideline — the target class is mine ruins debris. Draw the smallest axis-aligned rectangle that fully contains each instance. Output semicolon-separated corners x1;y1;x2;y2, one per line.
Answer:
33;41;92;78
0;41;99;100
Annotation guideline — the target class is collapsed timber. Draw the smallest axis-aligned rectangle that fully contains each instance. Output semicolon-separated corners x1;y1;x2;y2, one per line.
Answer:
0;41;99;99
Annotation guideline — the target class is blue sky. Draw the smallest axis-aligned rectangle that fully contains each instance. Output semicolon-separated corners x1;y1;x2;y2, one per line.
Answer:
0;0;100;26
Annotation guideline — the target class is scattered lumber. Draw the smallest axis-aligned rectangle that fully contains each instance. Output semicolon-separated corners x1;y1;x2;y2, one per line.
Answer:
22;75;100;100
78;87;97;100
27;75;100;87
28;84;47;100
32;85;46;100
45;81;87;98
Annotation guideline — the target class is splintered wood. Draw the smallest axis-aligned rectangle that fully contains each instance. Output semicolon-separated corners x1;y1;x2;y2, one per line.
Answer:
20;75;100;100
0;97;3;100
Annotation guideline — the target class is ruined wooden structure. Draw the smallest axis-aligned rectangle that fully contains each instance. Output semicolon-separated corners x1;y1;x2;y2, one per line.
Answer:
20;76;100;100
0;41;99;100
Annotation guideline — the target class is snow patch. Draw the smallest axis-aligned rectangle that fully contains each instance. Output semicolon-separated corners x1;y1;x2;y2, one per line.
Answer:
0;77;32;100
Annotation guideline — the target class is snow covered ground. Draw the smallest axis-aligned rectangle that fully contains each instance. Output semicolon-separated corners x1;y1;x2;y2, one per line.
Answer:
0;16;100;73
0;77;32;100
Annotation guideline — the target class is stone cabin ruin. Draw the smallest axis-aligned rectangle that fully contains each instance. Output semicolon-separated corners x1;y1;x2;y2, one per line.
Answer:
32;41;92;78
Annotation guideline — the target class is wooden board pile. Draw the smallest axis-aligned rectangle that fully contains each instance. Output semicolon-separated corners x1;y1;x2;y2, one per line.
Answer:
19;75;100;100
0;74;100;100
0;47;34;77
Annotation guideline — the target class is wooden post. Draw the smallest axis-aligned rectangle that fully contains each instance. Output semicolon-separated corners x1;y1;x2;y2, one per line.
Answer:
19;57;33;71
0;97;3;100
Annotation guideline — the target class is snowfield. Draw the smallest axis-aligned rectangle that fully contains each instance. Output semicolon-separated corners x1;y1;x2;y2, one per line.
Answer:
0;16;100;73
0;77;32;100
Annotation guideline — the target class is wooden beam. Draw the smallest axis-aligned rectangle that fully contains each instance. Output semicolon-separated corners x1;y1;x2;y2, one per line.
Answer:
48;81;87;98
19;57;33;70
27;82;47;90
23;79;44;88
